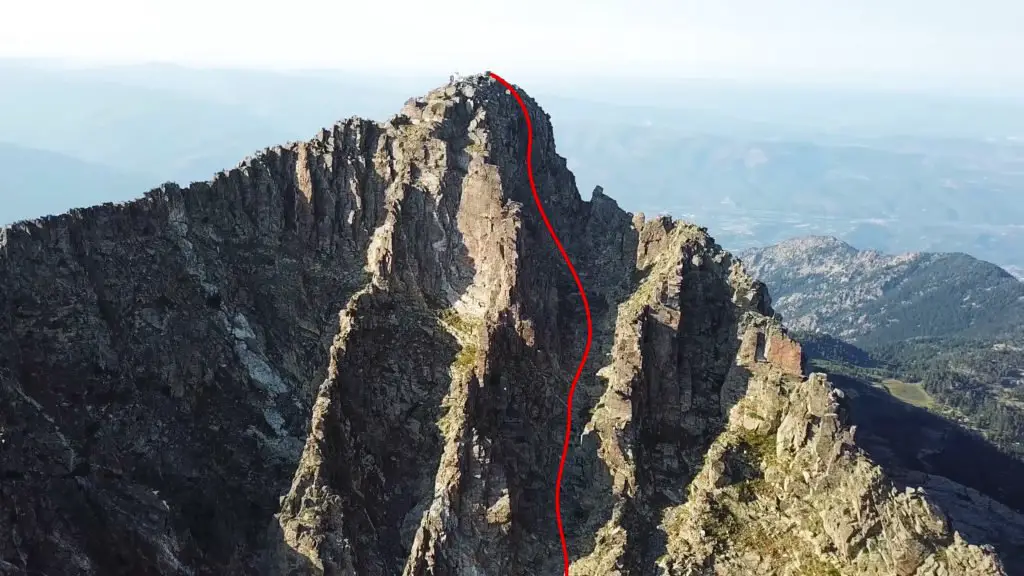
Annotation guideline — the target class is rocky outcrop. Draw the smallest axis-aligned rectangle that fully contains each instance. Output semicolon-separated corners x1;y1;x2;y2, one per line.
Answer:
659;370;1003;576
0;74;1012;575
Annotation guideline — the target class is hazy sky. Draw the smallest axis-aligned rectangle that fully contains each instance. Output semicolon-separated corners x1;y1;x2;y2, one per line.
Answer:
3;0;1023;89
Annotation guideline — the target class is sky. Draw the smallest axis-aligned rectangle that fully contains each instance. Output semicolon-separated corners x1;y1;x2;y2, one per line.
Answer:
2;0;1024;91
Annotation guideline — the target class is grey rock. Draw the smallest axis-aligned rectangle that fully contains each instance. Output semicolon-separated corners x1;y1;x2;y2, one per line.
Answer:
0;74;1012;576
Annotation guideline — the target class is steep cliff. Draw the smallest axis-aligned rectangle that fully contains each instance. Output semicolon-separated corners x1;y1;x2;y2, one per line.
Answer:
0;74;1010;575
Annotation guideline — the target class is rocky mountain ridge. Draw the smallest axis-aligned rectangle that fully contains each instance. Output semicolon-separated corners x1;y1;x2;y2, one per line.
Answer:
739;236;1024;346
0;74;1011;575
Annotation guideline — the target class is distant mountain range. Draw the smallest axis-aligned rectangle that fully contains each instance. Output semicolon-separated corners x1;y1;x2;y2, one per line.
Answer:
0;142;157;223
739;236;1024;346
558;126;1024;275
1;61;1023;277
0;62;418;224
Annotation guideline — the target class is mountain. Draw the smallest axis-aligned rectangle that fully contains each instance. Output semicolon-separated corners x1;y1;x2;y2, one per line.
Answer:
0;74;1013;575
740;236;1024;476
738;236;1024;346
0;142;160;224
793;327;1024;458
551;122;1024;275
3;61;1024;274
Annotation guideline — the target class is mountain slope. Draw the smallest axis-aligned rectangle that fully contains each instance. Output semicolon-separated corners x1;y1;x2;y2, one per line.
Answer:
0;75;1010;575
742;236;1024;533
738;236;1024;346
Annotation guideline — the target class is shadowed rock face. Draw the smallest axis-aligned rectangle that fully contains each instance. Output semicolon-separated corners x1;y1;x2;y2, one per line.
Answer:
0;74;1014;576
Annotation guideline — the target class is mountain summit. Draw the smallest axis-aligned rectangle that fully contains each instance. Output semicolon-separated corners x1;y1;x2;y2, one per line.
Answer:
0;74;1009;575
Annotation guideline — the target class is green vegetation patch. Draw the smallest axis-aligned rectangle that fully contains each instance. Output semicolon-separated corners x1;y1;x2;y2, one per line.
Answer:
703;499;740;548
879;378;934;409
438;308;483;376
439;307;483;340
735;523;841;576
736;523;786;561
797;555;842;576
736;425;779;469
453;342;479;372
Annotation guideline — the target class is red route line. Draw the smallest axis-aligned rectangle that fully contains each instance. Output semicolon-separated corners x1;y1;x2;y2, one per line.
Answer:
488;71;593;576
